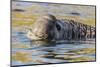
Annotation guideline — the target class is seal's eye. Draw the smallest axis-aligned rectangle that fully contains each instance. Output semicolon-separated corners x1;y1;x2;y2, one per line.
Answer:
56;23;61;31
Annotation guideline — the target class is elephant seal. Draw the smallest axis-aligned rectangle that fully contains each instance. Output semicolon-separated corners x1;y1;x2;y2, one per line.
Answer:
26;14;95;45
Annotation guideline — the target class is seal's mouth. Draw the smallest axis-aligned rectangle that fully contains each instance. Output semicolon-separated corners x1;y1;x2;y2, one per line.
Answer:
26;29;50;41
34;32;48;40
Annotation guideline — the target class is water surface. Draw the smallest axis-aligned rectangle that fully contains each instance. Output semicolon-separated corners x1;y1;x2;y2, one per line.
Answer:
11;31;95;66
11;1;96;66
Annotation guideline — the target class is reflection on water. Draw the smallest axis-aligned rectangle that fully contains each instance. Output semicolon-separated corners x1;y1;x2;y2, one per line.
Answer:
11;1;96;66
11;31;96;66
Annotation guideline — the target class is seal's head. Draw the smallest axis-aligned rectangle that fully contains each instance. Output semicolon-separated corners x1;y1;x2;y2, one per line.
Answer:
27;14;57;41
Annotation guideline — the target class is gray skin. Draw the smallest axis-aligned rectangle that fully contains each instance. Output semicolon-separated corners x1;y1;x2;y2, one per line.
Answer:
27;14;95;43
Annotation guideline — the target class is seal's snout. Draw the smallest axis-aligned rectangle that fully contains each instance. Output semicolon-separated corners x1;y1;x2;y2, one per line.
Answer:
34;31;48;39
26;14;57;41
26;29;49;40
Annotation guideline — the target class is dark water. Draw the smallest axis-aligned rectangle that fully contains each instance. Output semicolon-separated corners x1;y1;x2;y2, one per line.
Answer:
11;31;96;66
